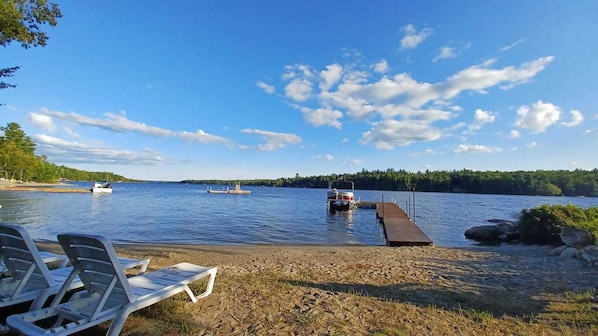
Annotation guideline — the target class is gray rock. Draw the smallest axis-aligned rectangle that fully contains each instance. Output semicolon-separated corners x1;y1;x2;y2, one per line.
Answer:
551;245;568;256
559;247;578;258
464;225;499;241
560;226;594;248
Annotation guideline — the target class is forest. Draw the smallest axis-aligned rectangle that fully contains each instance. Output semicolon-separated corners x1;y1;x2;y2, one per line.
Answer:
0;122;131;183
184;167;598;197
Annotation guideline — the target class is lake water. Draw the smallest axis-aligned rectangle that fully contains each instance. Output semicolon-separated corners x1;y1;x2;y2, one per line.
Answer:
0;182;596;247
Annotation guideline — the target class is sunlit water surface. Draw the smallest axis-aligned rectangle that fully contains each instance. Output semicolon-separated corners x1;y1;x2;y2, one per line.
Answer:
0;182;595;247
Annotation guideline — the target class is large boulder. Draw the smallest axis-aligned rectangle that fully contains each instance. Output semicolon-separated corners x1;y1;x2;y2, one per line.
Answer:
465;219;520;243
560;226;594;248
464;225;500;241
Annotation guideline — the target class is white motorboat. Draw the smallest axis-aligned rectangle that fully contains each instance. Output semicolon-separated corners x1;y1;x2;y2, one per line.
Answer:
90;182;113;193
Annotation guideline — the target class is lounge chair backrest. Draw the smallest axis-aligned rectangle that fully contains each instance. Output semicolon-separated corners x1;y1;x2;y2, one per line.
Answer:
0;223;54;298
57;234;135;309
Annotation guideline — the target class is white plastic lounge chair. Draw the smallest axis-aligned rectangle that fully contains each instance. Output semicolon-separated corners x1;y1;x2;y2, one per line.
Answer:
0;224;150;331
1;250;68;278
7;233;217;336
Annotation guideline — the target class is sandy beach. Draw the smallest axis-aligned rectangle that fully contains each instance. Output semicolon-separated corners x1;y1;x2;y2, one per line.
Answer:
28;242;598;335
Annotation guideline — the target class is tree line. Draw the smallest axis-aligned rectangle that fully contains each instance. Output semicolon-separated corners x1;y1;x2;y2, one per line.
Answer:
184;168;598;197
0;122;130;183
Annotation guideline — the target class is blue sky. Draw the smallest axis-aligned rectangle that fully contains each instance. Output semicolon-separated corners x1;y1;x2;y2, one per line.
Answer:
2;1;597;181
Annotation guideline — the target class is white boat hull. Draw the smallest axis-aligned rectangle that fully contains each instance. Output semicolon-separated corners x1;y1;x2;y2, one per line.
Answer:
90;182;112;193
91;187;112;193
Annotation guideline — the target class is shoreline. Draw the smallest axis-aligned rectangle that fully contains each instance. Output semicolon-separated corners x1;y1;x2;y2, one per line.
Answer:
32;241;598;335
0;179;87;192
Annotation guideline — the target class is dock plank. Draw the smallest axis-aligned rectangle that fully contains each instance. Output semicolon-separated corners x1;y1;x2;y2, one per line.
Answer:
360;201;432;246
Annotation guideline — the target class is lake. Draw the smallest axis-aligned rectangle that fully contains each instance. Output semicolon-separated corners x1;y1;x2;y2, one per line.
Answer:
0;182;596;247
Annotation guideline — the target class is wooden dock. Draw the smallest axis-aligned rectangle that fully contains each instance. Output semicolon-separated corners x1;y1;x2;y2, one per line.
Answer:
359;201;433;246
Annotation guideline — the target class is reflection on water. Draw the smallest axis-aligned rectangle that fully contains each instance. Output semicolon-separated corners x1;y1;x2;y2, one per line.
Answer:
1;183;596;247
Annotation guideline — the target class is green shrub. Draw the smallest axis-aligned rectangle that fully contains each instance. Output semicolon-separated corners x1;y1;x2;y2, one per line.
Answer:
517;204;598;245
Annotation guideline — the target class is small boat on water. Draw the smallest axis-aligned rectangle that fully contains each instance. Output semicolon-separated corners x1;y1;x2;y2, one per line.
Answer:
90;181;113;193
207;183;251;194
327;180;357;211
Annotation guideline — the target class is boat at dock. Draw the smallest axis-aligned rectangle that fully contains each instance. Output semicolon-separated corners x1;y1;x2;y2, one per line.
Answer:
90;181;113;193
207;183;251;194
327;180;357;211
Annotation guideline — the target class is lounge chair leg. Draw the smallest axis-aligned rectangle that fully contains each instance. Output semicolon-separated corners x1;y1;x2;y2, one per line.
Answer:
106;308;133;336
195;268;217;300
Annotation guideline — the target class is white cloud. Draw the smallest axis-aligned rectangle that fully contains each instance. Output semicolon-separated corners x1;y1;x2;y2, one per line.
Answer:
441;57;554;100
361;120;442;149
30;108;231;144
409;149;437;157
454;144;502;153
178;129;231;144
433;47;457;62
319;64;343;92
346;159;363;165
313;154;334;161
400;24;433;50
28;112;56;131
500;39;525;52
272;53;553;149
509;130;521;138
377;104;453;122
561;110;583;127
256;81;275;94
299;106;343;129
515;100;560;133
284;79;313;102
33;108;173;137
526;142;537;148
468;109;495;132
240;129;302;151
373;59;389;73
32;134;166;165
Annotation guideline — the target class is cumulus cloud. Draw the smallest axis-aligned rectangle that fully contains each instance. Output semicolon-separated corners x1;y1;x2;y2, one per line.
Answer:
433;46;457;62
256;81;275;94
241;128;302;151
361;120;442;149
400;24;433;50
468;109;495;132
285;79;313;101
319;64;343;92
266;48;554;150
299;106;343;129
509;130;521;138
454;144;502;153
515;100;560;133
561;110;584;127
373;59;389;73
